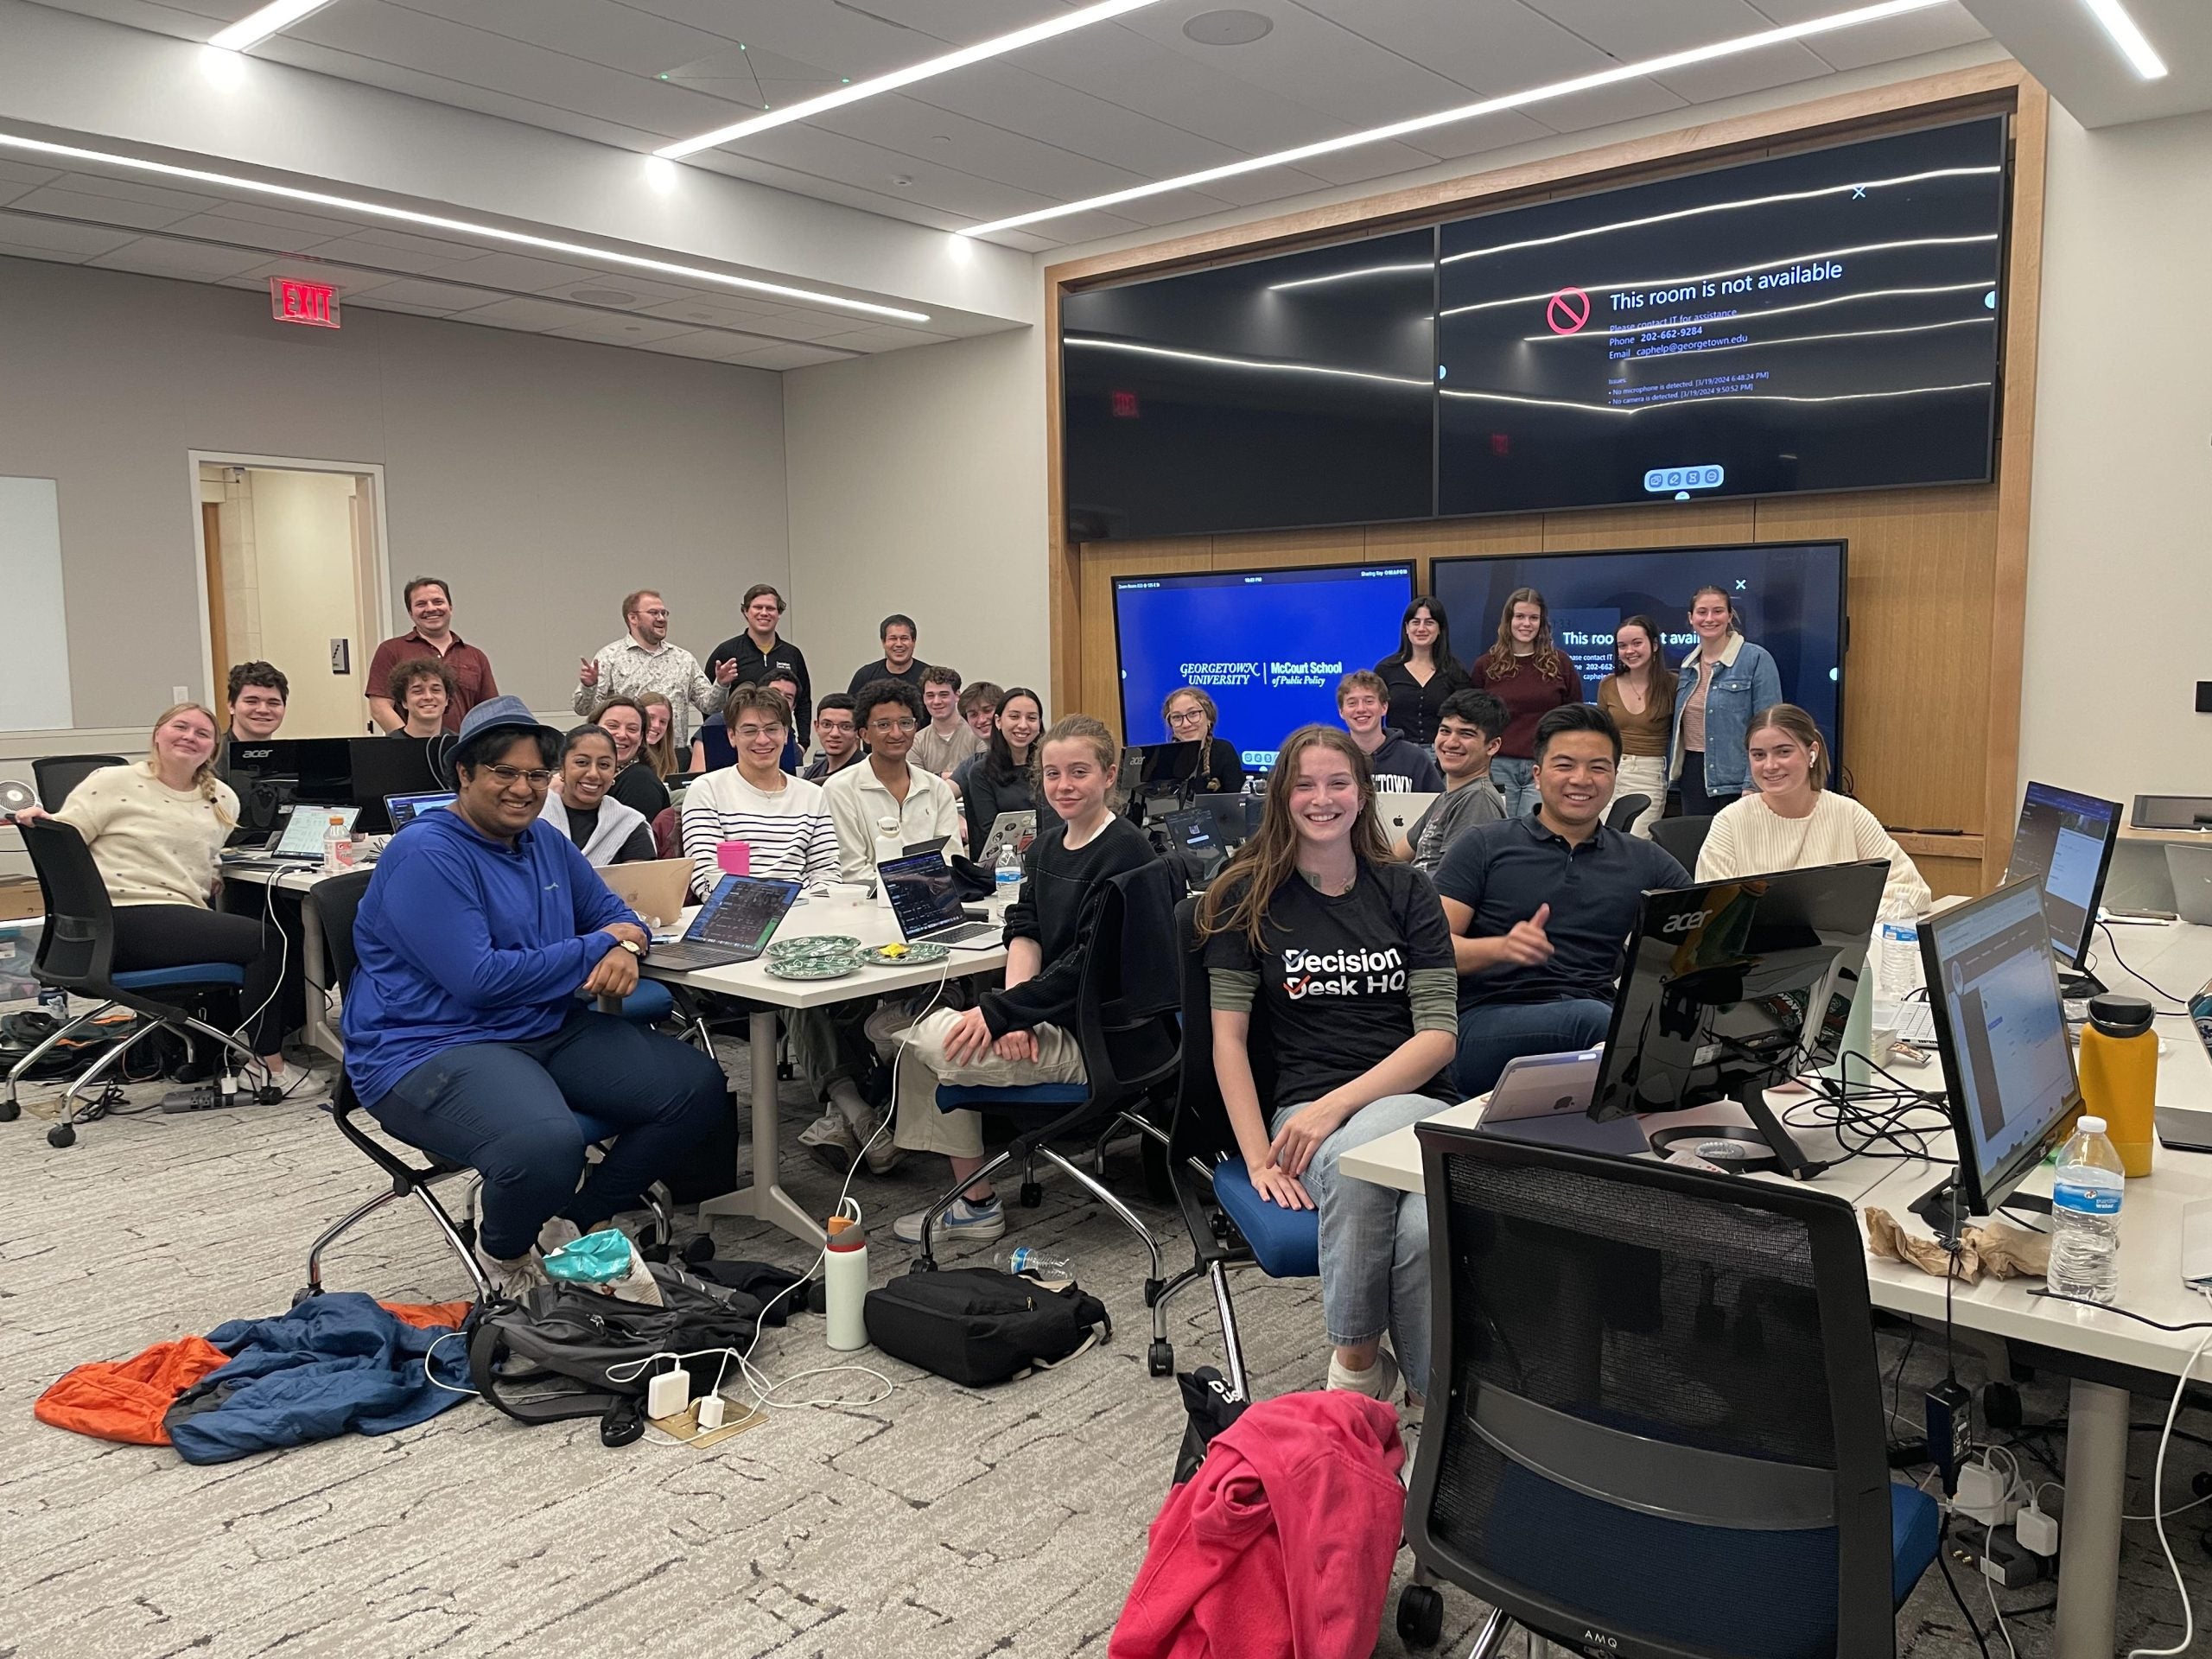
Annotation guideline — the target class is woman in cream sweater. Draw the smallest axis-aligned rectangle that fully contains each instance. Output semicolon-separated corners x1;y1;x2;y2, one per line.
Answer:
27;703;303;1089
1695;703;1930;918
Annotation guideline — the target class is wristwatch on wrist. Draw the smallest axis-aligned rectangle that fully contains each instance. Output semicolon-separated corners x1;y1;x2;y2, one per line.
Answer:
616;938;645;961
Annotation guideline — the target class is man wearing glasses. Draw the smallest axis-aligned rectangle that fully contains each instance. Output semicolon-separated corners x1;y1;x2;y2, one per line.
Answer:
342;696;731;1300
821;679;960;882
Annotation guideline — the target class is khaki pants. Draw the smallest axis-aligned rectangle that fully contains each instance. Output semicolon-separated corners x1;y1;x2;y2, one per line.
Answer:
865;1004;1086;1158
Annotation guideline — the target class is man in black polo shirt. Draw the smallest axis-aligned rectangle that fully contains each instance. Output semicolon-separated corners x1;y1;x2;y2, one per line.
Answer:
1434;702;1689;1097
706;583;813;735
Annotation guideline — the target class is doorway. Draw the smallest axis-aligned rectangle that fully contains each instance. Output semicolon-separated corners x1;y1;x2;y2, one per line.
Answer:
192;455;390;737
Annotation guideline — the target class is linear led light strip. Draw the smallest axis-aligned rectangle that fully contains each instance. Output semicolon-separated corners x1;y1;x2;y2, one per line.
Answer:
1437;234;1998;317
659;0;1167;159
958;0;1948;238
210;0;339;53
0;132;927;323
2082;0;2169;79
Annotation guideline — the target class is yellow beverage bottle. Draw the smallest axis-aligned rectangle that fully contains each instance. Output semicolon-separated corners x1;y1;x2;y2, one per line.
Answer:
2077;994;2158;1178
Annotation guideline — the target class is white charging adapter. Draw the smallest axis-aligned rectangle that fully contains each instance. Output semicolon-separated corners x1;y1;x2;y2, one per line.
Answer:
2015;1493;2060;1557
645;1367;690;1421
1952;1457;2021;1528
695;1394;727;1431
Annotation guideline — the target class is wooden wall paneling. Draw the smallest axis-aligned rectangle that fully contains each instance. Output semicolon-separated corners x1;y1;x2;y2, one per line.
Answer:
1366;513;1546;580
1915;855;1985;900
1208;524;1371;572
1540;501;1758;553
1078;537;1211;740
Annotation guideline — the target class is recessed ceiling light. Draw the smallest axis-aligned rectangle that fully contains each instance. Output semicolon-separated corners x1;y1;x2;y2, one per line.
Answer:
2080;0;2169;79
958;0;1946;238
572;288;639;305
209;0;341;52
1183;10;1272;47
658;0;1168;159
0;130;929;322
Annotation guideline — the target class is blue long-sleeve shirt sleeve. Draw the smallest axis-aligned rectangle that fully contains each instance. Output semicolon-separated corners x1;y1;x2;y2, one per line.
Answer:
377;833;611;1009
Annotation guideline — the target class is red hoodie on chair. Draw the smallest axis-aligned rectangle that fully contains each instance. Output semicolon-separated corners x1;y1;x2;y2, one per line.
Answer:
1111;1390;1406;1659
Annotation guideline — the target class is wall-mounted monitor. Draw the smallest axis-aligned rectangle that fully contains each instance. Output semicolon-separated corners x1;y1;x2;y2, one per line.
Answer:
1430;541;1847;772
1063;229;1436;541
1113;563;1415;770
1435;118;2006;515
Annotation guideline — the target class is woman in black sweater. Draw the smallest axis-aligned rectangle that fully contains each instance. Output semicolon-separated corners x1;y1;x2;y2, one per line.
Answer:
878;713;1154;1244
1373;595;1472;749
1151;686;1246;795
963;686;1048;858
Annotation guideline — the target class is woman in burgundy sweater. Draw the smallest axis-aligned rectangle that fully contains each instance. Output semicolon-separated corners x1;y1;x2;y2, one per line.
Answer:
1472;586;1585;819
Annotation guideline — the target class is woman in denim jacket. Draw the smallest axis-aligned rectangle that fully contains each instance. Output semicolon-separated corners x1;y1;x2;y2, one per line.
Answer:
1669;584;1783;817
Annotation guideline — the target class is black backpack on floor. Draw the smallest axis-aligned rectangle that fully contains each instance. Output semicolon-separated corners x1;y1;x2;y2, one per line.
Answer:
863;1268;1109;1387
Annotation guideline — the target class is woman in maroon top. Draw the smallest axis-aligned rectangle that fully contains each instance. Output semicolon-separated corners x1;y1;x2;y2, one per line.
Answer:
1472;586;1584;819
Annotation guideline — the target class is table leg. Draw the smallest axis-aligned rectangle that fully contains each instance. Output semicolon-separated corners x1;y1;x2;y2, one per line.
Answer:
2053;1376;2128;1659
696;1008;826;1246
296;896;340;1060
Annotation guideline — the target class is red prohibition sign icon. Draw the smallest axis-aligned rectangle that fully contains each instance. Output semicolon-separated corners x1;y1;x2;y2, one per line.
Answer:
1546;287;1592;334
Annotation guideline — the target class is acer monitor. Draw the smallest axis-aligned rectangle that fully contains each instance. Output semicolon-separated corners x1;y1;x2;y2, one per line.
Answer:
1588;859;1889;1178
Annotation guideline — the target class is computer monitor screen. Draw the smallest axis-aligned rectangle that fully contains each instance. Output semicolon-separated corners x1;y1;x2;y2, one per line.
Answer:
1999;783;2120;969
226;737;353;804
1590;860;1887;1122
1919;878;2082;1215
385;791;454;830
350;736;447;833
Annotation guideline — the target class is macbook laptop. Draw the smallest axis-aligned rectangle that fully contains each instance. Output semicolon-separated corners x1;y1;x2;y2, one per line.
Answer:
1380;792;1441;842
977;810;1036;865
385;791;454;830
879;850;1003;950
646;874;800;971
1474;1048;1649;1156
600;858;693;932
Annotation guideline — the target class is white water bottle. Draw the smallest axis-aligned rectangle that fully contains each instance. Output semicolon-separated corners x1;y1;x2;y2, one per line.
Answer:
320;813;354;875
824;1214;869;1351
1874;916;1922;1019
2047;1116;2124;1305
995;842;1023;909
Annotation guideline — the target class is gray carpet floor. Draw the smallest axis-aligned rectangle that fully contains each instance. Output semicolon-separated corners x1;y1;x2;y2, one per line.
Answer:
0;1044;2200;1658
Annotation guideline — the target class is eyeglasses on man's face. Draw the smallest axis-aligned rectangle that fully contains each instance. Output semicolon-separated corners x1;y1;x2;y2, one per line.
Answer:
482;765;554;789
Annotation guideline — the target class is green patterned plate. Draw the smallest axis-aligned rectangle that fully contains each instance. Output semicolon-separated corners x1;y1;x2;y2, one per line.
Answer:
762;955;860;981
766;934;861;960
858;941;950;967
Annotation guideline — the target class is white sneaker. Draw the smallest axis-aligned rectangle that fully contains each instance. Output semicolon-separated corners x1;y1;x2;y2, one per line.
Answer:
859;1110;905;1175
1326;1348;1402;1401
474;1239;550;1300
893;1196;1005;1246
260;1065;330;1104
798;1109;861;1172
537;1216;583;1255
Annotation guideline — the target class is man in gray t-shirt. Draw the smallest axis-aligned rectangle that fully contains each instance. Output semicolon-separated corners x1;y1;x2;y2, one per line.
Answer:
1395;688;1509;875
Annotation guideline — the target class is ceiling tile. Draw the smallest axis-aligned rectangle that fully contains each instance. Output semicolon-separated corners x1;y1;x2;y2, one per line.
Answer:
166;200;368;241
1751;3;1989;71
1300;0;1616;97
86;237;276;279
0;214;141;257
300;233;490;275
808;323;953;352
0;158;65;194
727;341;850;371
22;170;225;214
543;313;697;345
343;276;486;310
410;250;607;292
233;258;408;296
1522;0;1781;57
435;295;584;331
5;185;207;232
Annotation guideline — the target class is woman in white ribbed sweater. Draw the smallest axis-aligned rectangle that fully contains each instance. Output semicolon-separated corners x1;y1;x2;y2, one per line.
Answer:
1695;703;1930;917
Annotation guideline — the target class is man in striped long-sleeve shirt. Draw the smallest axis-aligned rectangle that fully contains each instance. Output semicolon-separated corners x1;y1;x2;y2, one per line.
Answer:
679;685;840;895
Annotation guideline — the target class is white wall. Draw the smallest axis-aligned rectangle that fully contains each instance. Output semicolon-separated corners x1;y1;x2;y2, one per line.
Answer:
0;253;789;732
2018;102;2212;802
785;327;1051;708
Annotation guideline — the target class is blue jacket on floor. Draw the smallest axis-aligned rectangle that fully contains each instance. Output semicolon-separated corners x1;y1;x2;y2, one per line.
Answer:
162;1292;472;1465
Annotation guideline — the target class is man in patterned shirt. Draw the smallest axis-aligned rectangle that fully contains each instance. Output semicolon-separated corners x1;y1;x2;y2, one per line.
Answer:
574;588;724;747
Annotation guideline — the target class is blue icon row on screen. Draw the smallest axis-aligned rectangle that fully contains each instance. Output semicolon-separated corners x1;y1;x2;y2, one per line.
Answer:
1644;465;1725;493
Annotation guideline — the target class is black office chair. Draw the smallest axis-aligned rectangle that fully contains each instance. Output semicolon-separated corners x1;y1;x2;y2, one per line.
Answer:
1651;811;1716;869
31;754;126;812
8;817;262;1147
1153;894;1319;1403
1396;1122;1940;1655
908;861;1185;1373
1605;792;1652;833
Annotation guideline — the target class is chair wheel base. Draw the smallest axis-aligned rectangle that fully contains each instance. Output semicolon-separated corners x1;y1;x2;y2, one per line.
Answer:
908;1255;938;1274
1019;1182;1043;1209
1147;1339;1173;1376
47;1122;75;1148
291;1285;321;1307
1396;1584;1443;1649
681;1232;716;1264
0;1096;18;1123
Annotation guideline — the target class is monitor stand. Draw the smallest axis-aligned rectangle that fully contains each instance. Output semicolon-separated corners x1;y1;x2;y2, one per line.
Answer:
1907;1172;2052;1237
2057;966;2105;1001
1646;1076;1829;1182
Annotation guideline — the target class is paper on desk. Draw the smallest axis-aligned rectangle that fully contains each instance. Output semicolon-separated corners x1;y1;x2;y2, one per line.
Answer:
1864;1208;2050;1282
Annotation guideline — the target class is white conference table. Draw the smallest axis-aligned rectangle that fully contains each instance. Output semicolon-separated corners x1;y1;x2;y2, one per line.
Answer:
638;887;1007;1247
219;861;342;1058
1338;918;2212;1659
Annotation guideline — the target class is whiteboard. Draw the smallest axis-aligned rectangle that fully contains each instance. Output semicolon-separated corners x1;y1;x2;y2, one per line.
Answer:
0;478;73;732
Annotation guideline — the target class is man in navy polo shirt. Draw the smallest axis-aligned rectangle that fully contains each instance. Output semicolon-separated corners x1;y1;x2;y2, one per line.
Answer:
1433;703;1689;1097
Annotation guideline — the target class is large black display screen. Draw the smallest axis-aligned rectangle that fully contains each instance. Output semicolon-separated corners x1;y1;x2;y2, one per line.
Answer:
1431;542;1847;771
1435;118;2005;514
1061;228;1435;540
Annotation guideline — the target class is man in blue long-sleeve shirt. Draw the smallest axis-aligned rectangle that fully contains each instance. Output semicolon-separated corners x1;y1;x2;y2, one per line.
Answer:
344;696;728;1296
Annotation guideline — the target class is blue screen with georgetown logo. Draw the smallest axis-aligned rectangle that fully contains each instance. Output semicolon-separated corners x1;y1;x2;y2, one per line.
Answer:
1113;564;1414;772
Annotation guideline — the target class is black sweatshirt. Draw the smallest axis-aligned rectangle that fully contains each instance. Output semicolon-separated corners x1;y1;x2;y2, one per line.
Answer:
980;815;1155;1038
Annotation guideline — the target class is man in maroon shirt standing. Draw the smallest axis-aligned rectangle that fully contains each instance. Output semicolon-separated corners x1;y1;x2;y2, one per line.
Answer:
365;576;499;733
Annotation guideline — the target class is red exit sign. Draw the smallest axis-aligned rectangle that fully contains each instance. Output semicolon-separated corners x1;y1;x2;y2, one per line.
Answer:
270;277;340;328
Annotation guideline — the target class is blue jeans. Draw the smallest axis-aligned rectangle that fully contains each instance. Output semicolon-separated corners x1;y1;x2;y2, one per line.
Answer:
1491;756;1536;820
368;1009;728;1260
1272;1093;1446;1397
1453;997;1614;1099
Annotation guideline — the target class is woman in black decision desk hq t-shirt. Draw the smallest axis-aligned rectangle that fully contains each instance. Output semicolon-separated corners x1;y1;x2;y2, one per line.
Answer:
1198;724;1459;1412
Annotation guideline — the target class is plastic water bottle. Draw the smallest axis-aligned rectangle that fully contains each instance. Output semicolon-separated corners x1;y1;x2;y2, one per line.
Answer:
995;842;1023;908
2047;1115;2125;1306
320;813;354;875
1877;917;1923;1009
998;1246;1072;1281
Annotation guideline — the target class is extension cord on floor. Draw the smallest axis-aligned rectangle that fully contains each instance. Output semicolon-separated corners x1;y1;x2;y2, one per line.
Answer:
1952;1457;2020;1529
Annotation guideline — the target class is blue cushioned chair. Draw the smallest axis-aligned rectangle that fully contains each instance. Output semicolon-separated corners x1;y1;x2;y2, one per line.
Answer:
8;817;264;1149
1151;893;1321;1403
1395;1119;1941;1656
908;863;1185;1373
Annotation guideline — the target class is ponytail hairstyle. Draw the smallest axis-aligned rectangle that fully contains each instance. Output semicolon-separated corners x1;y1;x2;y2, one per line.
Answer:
1484;587;1563;681
1197;725;1389;950
149;702;235;825
1746;702;1829;792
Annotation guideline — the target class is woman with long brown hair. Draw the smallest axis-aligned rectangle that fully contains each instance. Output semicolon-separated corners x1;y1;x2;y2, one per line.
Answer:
1197;724;1457;1410
1473;586;1584;819
1595;614;1676;838
1669;582;1782;817
635;690;681;778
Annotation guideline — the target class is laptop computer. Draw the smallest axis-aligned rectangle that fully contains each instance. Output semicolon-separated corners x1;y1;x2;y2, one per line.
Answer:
1474;1048;1649;1156
646;874;801;971
879;849;1003;949
227;804;358;864
977;810;1036;864
1380;791;1441;842
600;858;693;932
385;791;454;830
